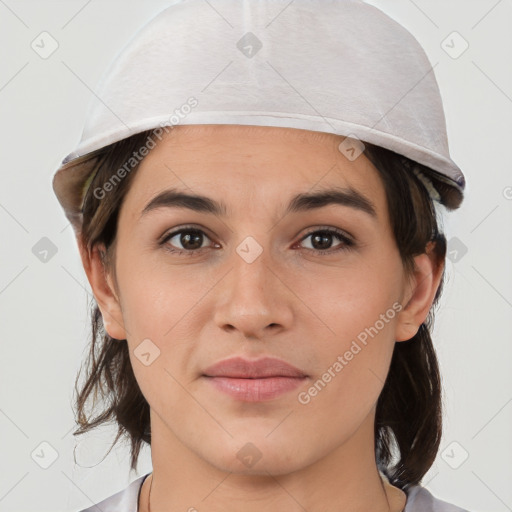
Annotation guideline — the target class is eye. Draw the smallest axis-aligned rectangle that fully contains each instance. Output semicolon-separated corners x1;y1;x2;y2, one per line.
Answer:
160;226;215;255
298;228;354;254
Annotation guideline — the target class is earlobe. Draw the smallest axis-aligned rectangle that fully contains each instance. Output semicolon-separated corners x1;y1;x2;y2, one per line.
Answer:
78;240;127;341
395;243;444;342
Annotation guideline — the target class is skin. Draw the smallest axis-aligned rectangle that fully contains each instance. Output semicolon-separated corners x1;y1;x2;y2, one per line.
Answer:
80;124;443;512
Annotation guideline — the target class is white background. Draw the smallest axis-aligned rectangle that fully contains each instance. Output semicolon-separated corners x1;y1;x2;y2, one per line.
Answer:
0;1;511;511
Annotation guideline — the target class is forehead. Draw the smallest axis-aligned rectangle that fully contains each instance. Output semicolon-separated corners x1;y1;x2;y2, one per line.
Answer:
120;124;387;219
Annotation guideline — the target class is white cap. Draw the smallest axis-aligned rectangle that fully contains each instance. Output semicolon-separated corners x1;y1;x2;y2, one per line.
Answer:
52;0;466;231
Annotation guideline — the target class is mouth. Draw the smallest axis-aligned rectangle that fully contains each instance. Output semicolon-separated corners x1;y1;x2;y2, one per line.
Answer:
201;356;308;402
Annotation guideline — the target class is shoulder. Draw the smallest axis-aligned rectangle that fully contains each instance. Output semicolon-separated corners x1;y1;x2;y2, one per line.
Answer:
77;472;150;512
404;484;471;512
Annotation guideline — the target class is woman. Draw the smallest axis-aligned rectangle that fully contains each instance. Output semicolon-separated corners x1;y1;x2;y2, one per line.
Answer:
52;1;469;511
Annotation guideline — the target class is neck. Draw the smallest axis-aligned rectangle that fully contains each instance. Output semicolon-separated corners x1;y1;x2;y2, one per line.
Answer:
138;408;407;512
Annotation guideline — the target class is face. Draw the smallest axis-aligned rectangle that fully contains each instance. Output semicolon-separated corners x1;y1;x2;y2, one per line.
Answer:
89;124;430;476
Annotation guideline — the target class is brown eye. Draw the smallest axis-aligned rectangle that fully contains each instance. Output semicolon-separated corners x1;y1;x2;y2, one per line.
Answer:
299;228;354;254
161;228;212;254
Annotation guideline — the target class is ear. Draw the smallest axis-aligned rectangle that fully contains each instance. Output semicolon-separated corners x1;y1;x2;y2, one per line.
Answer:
77;238;127;341
395;241;444;342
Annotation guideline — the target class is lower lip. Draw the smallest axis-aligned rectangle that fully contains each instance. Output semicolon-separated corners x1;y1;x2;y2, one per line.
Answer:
203;376;307;402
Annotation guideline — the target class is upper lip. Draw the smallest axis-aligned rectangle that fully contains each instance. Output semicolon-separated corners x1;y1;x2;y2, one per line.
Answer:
202;356;308;379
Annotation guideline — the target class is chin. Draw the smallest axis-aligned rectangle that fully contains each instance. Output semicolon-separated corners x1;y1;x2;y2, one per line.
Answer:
198;434;313;476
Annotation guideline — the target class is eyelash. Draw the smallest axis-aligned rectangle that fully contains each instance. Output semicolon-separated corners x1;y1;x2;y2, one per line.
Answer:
159;225;355;256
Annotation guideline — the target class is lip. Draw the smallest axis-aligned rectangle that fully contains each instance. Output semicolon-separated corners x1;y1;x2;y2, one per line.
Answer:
202;356;308;379
202;356;308;402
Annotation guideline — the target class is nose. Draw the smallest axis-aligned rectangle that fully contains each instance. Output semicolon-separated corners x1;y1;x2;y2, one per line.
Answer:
212;238;294;340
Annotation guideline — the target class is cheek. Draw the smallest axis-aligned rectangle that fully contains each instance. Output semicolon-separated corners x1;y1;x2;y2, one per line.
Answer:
295;289;399;445
298;250;403;341
295;249;402;405
115;249;194;337
116;253;213;394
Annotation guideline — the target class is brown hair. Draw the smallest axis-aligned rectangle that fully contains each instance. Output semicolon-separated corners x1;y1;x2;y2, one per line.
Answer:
72;127;455;492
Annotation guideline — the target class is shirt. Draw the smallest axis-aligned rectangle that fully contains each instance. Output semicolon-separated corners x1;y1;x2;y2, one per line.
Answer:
77;472;471;512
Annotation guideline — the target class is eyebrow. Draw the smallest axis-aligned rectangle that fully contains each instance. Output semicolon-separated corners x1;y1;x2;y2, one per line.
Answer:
140;186;377;219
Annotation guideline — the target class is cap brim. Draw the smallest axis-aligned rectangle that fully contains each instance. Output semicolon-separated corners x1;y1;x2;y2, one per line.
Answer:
52;149;104;234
